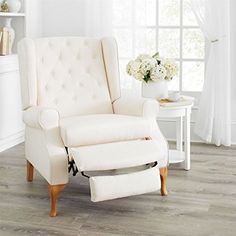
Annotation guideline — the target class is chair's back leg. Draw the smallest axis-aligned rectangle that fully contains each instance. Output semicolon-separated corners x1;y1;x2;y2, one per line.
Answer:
48;184;66;217
27;160;34;182
159;167;168;196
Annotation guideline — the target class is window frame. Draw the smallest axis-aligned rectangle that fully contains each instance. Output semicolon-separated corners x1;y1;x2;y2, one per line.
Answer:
112;0;205;97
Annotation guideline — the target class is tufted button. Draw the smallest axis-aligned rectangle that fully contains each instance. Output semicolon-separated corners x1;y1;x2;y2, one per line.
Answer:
53;98;58;105
93;53;98;59
97;80;103;86
50;70;55;77
59;52;63;61
72;95;78;102
68;68;72;75
48;42;53;48
86;67;90;74
61;83;66;89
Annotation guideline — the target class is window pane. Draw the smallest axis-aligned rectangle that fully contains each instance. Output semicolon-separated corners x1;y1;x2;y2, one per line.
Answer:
182;61;204;91
112;0;205;94
183;0;198;26
183;29;205;59
136;0;156;26
158;29;180;58
119;59;132;89
112;0;132;26
135;29;156;55
113;29;133;58
168;61;180;91
159;0;180;26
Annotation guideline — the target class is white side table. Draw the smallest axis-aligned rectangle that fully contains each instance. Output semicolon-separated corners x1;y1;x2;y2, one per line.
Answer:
157;99;194;170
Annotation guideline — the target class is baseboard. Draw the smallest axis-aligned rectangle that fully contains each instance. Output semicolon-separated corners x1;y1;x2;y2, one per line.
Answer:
0;130;25;152
231;121;236;145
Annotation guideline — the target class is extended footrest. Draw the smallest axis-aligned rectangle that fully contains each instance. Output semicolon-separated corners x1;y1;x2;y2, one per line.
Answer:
69;140;163;202
89;166;160;202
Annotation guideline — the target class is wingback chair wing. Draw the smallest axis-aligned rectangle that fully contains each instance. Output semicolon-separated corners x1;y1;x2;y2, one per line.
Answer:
18;37;169;217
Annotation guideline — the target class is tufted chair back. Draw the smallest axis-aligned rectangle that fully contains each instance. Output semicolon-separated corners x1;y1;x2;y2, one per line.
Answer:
18;37;121;117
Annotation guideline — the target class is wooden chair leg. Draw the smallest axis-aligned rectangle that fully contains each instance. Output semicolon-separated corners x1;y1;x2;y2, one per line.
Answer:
48;184;66;217
27;160;34;182
160;167;168;196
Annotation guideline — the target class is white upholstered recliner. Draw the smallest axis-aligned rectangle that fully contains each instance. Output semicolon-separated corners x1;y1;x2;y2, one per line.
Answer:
18;37;168;217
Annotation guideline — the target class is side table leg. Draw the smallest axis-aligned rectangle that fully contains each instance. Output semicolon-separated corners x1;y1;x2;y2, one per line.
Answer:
184;109;191;170
176;116;183;151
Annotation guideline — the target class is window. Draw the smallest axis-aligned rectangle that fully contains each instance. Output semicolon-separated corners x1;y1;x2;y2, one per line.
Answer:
112;0;205;93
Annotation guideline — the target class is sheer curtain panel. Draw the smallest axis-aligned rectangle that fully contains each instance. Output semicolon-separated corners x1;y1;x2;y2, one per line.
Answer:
190;0;231;146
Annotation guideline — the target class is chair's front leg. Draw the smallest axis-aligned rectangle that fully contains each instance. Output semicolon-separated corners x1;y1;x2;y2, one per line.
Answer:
48;184;66;217
159;167;168;196
27;160;34;182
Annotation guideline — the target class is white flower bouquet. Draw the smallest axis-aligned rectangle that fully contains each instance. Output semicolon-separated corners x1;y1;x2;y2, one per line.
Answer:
126;53;178;83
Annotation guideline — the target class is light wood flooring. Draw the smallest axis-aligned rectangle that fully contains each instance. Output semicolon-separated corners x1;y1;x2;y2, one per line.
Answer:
0;143;236;236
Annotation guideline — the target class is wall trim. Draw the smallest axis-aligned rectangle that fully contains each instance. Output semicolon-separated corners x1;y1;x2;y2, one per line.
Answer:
231;121;236;145
0;130;25;152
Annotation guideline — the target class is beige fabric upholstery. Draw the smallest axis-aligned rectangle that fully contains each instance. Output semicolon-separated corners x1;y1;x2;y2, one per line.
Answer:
90;167;160;202
18;36;168;199
101;37;121;102
60;114;152;147
25;126;68;185
19;37;113;117
70;140;166;171
113;96;160;118
23;106;59;130
18;39;37;109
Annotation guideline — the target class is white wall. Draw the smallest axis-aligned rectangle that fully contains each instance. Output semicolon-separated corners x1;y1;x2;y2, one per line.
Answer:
41;0;85;37
26;0;43;38
34;0;236;144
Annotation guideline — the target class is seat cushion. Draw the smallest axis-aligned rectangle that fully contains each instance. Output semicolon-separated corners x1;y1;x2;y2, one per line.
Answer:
60;114;152;147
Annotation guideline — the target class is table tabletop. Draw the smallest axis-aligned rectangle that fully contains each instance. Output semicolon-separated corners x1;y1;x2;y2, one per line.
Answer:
159;95;194;109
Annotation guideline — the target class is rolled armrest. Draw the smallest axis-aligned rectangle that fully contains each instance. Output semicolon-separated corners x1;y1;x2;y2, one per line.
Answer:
113;97;159;118
23;106;60;130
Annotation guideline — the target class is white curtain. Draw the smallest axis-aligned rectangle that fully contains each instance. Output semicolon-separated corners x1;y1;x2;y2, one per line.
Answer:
190;0;231;146
83;0;112;37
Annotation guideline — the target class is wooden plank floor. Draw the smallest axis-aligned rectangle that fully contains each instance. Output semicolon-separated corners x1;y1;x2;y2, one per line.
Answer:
0;143;236;236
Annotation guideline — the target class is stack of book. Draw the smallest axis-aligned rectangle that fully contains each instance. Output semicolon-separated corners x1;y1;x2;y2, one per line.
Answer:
0;28;10;56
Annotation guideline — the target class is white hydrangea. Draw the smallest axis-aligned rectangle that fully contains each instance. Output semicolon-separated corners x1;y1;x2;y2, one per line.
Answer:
126;52;178;83
126;60;141;76
150;64;167;81
133;71;144;81
162;59;178;80
139;58;157;75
